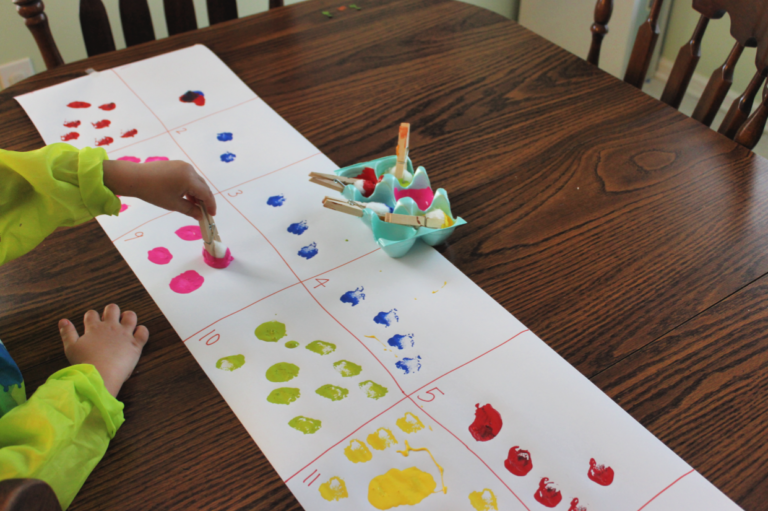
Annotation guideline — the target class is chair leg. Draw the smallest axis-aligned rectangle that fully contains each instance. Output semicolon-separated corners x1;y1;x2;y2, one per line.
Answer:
12;0;63;70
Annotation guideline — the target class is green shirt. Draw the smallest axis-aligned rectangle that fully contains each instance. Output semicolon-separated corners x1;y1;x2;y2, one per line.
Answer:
0;143;124;509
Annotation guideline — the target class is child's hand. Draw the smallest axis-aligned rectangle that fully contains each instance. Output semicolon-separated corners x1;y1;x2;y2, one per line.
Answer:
102;159;216;221
59;304;150;398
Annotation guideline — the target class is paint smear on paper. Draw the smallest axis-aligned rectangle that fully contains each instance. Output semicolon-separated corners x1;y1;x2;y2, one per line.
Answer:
504;446;532;476
289;416;321;434
365;335;397;357
255;321;287;342
469;403;503;441
175;225;202;241
95;136;113;146
61;132;80;141
388;334;414;349
367;428;398;451
469;489;498;510
63;120;80;128
368;467;436;510
145;156;169;162
267;387;300;405
340;286;365;306
359;380;388;399
220;151;236;163
267;195;285;207
396;412;425;434
121;129;138;138
298;242;318;259
92;119;111;129
344;439;373;463
266;362;300;382
568;498;587;511
147;247;173;265
374;309;399;327
285;341;299;349
316;384;348;401
169;270;204;294
432;281;447;294
216;354;245;371
306;340;336;355
534;478;562;508
179;90;205;106
99;102;116;110
217;132;233;141
287;220;308;235
319;477;348;502
119;203;129;213
67;101;91;108
395;356;421;374
588;458;614;486
117;156;141;162
333;360;362;377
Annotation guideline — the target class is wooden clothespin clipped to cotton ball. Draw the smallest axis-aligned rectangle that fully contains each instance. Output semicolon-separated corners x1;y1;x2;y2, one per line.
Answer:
198;201;234;269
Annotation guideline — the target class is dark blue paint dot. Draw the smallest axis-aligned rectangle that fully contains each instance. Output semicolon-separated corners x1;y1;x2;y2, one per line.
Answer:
267;195;285;207
373;309;399;327
217;132;233;142
395;356;422;374
287;220;308;235
387;334;414;349
340;287;365;306
220;152;236;163
298;242;318;260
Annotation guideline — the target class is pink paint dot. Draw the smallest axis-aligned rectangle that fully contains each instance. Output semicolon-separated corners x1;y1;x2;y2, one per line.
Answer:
117;156;141;162
144;156;169;162
148;247;173;265
119;203;129;213
175;225;202;241
169;270;204;294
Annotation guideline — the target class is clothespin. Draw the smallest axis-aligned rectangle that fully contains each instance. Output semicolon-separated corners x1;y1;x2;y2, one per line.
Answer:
385;212;442;229
322;196;367;217
198;201;220;256
394;122;410;180
309;172;358;192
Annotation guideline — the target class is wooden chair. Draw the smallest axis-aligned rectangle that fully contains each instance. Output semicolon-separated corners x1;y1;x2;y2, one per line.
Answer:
588;0;768;150
0;479;61;511
13;0;285;70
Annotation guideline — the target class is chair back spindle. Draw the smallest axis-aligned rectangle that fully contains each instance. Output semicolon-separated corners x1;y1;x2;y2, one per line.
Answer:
718;69;765;139
587;0;613;66
691;42;744;126
207;0;239;25
660;14;709;108
80;0;116;57
12;0;63;69
624;0;665;88
120;0;155;47
163;0;198;36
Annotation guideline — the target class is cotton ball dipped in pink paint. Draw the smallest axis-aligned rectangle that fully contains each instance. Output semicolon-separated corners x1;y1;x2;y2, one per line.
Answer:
202;241;234;269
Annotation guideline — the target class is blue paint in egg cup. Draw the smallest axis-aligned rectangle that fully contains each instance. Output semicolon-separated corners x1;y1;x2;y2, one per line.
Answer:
333;155;467;258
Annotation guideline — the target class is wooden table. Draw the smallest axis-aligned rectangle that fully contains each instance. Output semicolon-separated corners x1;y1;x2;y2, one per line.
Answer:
1;0;766;508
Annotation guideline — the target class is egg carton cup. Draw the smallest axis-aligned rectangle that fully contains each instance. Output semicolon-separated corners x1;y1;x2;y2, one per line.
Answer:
333;156;466;257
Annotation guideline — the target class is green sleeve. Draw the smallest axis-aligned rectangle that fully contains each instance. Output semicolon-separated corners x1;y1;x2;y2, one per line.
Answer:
0;143;120;265
0;364;125;510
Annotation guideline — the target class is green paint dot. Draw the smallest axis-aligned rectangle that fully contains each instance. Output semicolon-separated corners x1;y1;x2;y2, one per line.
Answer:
333;360;362;377
316;384;349;401
267;387;300;404
255;321;287;342
266;362;300;382
289;416;322;434
285;340;299;349
359;380;388;400
216;354;245;372
306;340;336;355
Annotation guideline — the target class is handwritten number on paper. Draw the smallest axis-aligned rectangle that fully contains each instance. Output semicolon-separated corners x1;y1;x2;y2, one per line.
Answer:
176;128;187;134
314;278;330;288
228;190;243;198
200;329;220;345
417;387;444;402
125;231;144;241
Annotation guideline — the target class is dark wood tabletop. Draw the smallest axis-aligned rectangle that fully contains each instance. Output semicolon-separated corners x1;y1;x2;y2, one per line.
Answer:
1;0;766;509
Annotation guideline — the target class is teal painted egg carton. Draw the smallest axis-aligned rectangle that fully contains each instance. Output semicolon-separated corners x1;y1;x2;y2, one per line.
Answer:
334;155;466;258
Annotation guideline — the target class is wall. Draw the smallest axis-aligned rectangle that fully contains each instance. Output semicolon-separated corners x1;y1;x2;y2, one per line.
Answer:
661;0;757;93
0;0;518;90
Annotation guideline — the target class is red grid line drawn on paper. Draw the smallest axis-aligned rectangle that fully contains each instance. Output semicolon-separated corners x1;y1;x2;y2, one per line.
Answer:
284;397;409;483
299;248;381;285
636;469;695;511
112;211;173;242
106;131;167;155
167;97;260;133
218;152;323;194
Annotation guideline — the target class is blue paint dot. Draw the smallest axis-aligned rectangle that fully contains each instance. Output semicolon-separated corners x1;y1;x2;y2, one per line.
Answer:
340;286;365;306
217;132;233;142
395;356;422;374
287;220;308;235
387;334;414;350
267;195;285;207
298;242;318;260
220;152;236;163
373;309;399;327
193;90;204;96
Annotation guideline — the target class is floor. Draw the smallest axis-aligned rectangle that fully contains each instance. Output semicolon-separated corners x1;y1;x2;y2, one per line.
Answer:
644;77;768;159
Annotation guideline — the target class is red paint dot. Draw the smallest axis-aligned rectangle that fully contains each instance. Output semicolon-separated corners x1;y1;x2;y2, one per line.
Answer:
504;446;533;476
175;225;202;241
119;203;129;213
121;129;138;138
468;403;503;441
99;102;116;110
61;132;80;141
67;101;91;108
96;136;114;146
588;458;614;486
64;120;81;128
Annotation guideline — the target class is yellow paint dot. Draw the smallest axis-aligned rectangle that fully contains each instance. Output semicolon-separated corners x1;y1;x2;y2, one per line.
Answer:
469;489;498;510
367;428;398;451
368;467;436;510
319;476;348;501
396;412;425;434
344;439;373;463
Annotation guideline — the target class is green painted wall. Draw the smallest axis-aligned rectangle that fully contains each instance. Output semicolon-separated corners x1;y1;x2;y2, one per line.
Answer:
661;0;756;93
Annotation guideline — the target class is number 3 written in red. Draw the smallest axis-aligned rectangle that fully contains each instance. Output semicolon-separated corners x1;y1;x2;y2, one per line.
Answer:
417;387;444;402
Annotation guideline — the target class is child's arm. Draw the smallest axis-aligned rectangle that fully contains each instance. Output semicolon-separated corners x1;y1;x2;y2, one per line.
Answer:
0;304;148;510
